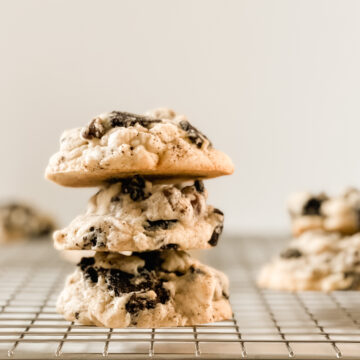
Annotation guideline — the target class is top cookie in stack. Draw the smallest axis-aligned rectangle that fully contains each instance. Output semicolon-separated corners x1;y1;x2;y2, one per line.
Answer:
45;108;234;187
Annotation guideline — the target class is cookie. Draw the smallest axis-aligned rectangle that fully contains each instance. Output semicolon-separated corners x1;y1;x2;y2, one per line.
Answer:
287;188;360;236
257;230;360;291
56;250;232;327
54;177;224;252
45;108;234;187
0;202;55;243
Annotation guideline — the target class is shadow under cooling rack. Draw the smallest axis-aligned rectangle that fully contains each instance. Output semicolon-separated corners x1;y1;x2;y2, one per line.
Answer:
1;237;360;359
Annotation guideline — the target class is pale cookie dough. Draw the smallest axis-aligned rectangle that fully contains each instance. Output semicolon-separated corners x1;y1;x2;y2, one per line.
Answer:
257;230;360;291
57;250;232;327
54;177;224;252
59;250;95;264
0;203;55;243
287;188;360;236
45;108;234;187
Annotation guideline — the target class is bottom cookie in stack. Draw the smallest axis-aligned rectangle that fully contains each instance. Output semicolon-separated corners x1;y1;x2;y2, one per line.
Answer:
257;230;360;291
57;249;232;327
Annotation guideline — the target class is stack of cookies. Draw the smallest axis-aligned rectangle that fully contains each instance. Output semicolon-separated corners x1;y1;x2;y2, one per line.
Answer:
45;108;234;327
258;188;360;291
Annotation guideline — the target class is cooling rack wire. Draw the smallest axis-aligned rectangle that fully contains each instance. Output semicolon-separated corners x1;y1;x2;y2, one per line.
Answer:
1;236;360;359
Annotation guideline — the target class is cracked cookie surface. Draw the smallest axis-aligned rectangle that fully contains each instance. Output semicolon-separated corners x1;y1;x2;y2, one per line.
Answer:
45;108;234;187
57;250;232;327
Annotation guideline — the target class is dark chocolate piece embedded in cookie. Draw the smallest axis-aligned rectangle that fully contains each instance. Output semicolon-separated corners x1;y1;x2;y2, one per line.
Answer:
82;227;107;249
109;111;162;129
302;197;323;216
144;219;178;231
121;175;148;201
179;120;212;148
81;118;107;139
208;224;223;246
194;180;205;193
84;267;98;283
77;257;95;270
160;243;179;250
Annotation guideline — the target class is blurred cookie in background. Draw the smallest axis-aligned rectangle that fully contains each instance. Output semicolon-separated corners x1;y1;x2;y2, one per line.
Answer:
287;187;360;236
257;230;360;291
0;202;56;243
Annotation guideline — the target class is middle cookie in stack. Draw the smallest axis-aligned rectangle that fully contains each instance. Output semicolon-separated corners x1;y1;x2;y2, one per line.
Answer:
54;177;224;252
47;108;234;327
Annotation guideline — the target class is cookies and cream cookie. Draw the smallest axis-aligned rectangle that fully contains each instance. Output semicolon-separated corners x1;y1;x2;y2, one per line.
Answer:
257;230;360;291
54;176;224;252
0;202;55;243
45;109;234;187
57;250;232;327
287;188;360;236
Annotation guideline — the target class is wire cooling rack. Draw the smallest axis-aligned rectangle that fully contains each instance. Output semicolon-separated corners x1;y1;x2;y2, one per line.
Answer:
1;236;360;359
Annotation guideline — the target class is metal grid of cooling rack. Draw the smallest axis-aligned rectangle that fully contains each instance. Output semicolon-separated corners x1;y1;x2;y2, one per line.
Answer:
1;238;360;359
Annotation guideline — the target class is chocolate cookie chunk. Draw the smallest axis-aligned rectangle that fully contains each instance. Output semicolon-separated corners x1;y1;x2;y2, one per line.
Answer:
109;111;162;129
81;118;107;139
82;227;106;248
194;180;205;193
303;197;323;216
208;224;223;246
144;219;178;231
179;120;211;148
121;175;148;201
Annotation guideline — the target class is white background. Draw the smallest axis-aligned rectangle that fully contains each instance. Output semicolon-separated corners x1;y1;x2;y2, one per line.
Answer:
1;0;360;233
